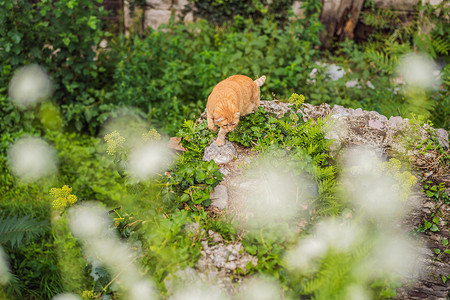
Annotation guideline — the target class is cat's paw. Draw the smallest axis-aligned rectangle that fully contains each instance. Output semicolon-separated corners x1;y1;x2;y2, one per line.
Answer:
216;138;225;146
209;125;218;132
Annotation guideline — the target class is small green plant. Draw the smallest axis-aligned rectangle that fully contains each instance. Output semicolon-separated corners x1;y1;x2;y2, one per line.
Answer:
158;121;223;208
415;180;449;233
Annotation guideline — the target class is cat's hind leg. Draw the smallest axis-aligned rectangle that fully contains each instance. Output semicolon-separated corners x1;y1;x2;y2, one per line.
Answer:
207;111;218;132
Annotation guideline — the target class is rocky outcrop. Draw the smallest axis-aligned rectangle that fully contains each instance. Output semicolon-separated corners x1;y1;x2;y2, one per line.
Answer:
194;100;449;299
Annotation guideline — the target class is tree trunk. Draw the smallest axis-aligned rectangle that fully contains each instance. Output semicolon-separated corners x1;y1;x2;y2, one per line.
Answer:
319;0;364;48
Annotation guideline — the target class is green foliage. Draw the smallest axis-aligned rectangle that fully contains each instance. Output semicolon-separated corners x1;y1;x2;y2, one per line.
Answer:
315;2;450;130
228;106;269;147
157;121;224;208
52;216;91;295
110;14;322;135
0;215;48;249
0;0;114;134
0;2;448;298
4;236;65;299
47;131;126;204
140;210;203;292
182;0;297;26
230;100;339;215
165;159;223;206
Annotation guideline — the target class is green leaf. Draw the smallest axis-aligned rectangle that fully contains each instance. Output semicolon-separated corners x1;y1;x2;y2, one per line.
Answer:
63;37;71;46
180;193;190;203
442;238;449;246
435;248;441;254
88;16;98;30
430;224;439;232
444;249;450;254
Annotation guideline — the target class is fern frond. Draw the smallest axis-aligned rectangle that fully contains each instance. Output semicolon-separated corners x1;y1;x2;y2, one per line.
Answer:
0;215;48;249
361;8;401;29
414;34;437;58
431;34;450;55
365;48;396;74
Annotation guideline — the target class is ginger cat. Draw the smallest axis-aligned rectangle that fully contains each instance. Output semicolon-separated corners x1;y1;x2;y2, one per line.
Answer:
207;75;266;146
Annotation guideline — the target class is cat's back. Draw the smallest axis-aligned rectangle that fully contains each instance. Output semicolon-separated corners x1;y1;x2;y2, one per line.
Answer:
209;75;255;101
214;75;254;91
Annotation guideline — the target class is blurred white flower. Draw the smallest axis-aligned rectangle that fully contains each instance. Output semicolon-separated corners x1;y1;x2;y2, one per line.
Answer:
8;64;53;109
238;277;283;300
7;136;57;182
52;293;82;300
345;284;371;300
397;53;440;89
286;236;328;269
101;107;149;147
287;218;361;270
69;204;112;240
127;141;173;180
0;247;10;285
358;234;424;280
241;160;315;227
129;280;156;300
170;284;228;300
68;203;156;299
341;147;403;221
314;219;362;252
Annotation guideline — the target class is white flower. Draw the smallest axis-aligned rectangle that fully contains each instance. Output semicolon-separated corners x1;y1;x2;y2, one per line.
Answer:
397;53;440;89
52;293;82;300
7;136;57;182
8;64;53;109
127;141;173;180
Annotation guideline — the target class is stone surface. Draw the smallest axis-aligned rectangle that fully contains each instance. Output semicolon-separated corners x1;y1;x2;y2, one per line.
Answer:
203;140;237;164
144;9;172;30
146;0;172;9
190;238;258;297
374;0;423;10
210;185;228;210
173;0;189;10
291;1;305;17
437;128;449;149
260;100;292;118
167;137;186;152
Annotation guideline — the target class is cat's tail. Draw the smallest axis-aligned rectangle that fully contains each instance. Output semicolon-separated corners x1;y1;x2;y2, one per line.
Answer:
254;75;266;88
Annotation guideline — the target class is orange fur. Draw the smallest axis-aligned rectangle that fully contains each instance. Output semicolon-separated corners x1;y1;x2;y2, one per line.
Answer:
206;75;266;146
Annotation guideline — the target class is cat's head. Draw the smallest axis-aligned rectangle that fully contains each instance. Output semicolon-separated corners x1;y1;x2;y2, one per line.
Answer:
214;111;240;132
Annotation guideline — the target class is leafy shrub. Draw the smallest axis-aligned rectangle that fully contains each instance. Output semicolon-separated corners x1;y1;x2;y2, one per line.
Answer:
182;0;298;26
111;14;322;135
0;0;114;134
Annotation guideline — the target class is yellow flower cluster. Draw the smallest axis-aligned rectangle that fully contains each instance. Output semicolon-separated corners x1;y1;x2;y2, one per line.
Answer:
82;290;95;299
142;128;161;142
288;93;306;105
378;158;417;201
49;185;78;209
104;130;125;155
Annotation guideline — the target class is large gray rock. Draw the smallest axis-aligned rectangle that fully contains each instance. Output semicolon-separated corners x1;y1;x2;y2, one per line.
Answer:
203;140;237;164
